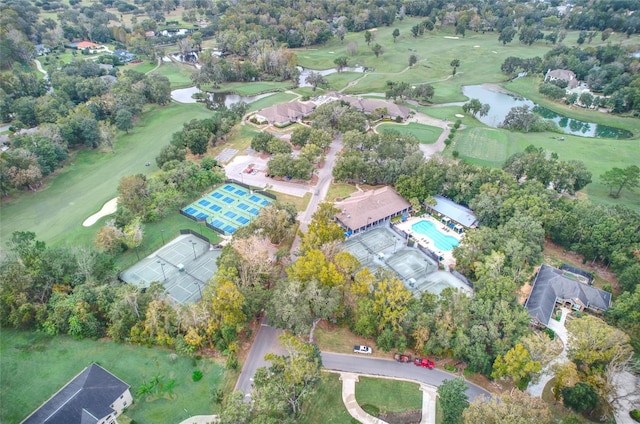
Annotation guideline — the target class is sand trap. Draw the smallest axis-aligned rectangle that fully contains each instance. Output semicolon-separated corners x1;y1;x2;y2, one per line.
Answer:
83;197;118;227
455;114;464;118
444;36;459;39
474;45;480;48
492;51;497;54
329;51;334;54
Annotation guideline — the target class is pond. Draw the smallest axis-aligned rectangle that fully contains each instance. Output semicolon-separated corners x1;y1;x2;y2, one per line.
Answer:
171;86;274;106
297;65;365;87
462;85;633;139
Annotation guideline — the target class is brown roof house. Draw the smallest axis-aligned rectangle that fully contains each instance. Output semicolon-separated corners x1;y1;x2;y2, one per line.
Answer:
254;100;316;127
340;96;411;120
22;363;132;424
524;264;612;327
335;186;411;234
544;69;579;89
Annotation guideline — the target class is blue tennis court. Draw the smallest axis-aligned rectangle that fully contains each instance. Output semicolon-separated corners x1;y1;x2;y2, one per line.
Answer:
181;182;276;235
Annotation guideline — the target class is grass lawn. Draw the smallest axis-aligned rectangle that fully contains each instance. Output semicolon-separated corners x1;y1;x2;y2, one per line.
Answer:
266;190;312;211
296;19;639;103
313;323;396;359
0;103;212;249
127;60;159;74
206;81;293;96
149;62;196;89
0;330;226;424
326;183;358;202
325;71;365;92
377;122;443;144
246;92;298;113
355;376;422;414
449;124;640;212
298;372;354;424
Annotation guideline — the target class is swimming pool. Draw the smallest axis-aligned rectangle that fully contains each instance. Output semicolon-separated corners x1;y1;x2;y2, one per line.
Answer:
412;220;460;251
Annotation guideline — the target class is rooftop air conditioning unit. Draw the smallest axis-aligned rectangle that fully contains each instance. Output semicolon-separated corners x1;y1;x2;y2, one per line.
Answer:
177;263;185;272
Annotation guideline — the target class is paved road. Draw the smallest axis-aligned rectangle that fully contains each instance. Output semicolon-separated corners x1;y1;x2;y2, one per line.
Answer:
322;352;489;401
234;319;284;398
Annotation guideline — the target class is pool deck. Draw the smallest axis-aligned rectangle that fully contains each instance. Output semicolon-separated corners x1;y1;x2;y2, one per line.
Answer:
395;215;464;269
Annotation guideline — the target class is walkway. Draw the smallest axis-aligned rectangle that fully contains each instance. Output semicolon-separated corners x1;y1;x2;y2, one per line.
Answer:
177;415;218;424
338;372;437;424
527;307;569;397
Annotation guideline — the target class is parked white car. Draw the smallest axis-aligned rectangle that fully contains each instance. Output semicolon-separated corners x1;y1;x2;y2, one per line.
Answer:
354;345;373;354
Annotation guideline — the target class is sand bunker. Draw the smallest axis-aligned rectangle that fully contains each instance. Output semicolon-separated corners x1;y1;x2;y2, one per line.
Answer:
83;197;118;227
444;36;459;39
455;114;464;118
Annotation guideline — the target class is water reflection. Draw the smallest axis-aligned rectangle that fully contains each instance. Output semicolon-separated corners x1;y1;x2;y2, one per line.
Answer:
461;85;632;139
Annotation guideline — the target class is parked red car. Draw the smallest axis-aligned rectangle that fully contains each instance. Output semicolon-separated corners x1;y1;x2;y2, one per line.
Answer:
393;353;412;363
414;358;435;369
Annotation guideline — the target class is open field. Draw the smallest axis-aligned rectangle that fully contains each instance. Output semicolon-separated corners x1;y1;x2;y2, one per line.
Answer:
377;122;443;144
0;103;212;249
326;183;359;202
299;373;354;424
295;20;639;101
0;330;225;424
356;376;422;414
149;62;196;89
247;92;298;113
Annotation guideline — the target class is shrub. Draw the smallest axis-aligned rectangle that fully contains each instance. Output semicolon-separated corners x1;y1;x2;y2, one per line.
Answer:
212;388;224;404
452;150;459;159
630;410;640;422
544;328;555;340
362;404;380;417
192;370;203;381
454;119;461;129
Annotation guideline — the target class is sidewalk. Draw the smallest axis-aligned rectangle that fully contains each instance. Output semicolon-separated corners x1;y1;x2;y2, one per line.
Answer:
338;372;437;424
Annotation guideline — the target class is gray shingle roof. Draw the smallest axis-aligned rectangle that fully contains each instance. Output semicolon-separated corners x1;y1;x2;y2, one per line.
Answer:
524;264;612;326
430;195;477;228
23;363;129;424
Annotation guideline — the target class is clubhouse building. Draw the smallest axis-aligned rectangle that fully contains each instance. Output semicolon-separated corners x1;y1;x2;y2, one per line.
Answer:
335;186;411;235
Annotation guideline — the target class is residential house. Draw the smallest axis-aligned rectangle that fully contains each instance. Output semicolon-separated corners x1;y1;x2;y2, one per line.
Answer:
22;363;132;424
340;95;410;120
335;186;411;234
113;49;136;63
524;264;612;327
254;101;316;127
544;69;579;89
34;44;51;56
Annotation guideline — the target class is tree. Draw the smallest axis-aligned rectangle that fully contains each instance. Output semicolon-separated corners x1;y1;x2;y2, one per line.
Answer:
115;109;133;134
118;174;149;217
566;315;633;371
551;362;580;401
461;99;490;117
299;203;344;253
371;43;383;58
562;382;599;413
499;27;517;45
519;25;543;46
255;204;295;245
491;343;541;386
211;278;246;329
450;59;460;76
254;333;322;416
392;28;400;42
305;71;327;92
333;56;348;73
463;390;551;424
364;30;373;45
600;165;640;198
438;377;469;424
409;54;418;67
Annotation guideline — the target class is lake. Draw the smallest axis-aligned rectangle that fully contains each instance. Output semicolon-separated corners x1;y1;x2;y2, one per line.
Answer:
171;87;274;106
462;85;633;139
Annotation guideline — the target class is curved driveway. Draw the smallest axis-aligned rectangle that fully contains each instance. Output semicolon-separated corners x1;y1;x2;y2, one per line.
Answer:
322;352;489;401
